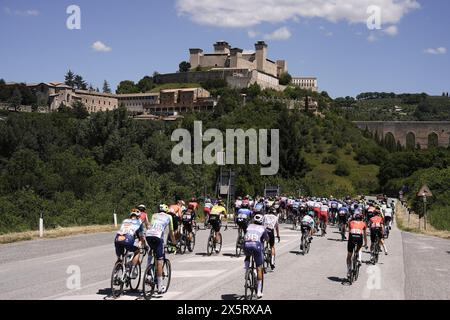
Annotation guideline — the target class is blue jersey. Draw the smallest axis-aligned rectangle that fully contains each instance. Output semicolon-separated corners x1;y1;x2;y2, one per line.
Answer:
237;208;252;219
117;219;144;238
244;224;268;244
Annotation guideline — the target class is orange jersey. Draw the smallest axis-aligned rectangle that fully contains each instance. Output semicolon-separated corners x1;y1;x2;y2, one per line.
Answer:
369;216;384;228
188;202;199;210
169;204;182;217
349;220;366;236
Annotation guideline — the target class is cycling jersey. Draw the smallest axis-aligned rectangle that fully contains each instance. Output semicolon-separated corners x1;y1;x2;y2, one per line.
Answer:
349;220;366;237
146;212;173;239
234;200;242;209
301;215;315;228
181;210;195;223
369;216;384;229
254;202;264;213
384;207;393;217
244;224;267;244
330;201;338;209
237;208;252;219
117;219;144;238
263;214;278;230
169;204;182;217
188;202;198;210
210;205;227;216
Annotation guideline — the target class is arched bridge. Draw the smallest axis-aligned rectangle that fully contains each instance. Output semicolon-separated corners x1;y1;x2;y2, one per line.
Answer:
354;121;450;149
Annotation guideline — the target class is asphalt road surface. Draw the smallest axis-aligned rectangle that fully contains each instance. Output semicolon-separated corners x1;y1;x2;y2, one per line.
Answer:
1;216;449;300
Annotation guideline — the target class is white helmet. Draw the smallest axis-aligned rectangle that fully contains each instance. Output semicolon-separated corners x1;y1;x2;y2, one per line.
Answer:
137;204;146;210
253;214;264;225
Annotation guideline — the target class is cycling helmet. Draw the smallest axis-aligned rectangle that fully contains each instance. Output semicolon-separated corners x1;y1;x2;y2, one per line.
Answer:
253;214;264;225
190;197;197;202
159;204;169;213
268;207;277;214
218;200;224;206
308;211;315;217
137;204;146;211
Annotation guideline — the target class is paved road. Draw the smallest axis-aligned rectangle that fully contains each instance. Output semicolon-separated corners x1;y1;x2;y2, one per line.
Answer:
1;217;448;300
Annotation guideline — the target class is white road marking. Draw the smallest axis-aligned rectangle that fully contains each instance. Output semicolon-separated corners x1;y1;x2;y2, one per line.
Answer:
43;254;85;264
180;256;241;263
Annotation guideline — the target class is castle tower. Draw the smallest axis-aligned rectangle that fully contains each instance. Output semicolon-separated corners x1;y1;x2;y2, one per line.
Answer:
189;48;203;69
213;41;231;54
255;41;268;73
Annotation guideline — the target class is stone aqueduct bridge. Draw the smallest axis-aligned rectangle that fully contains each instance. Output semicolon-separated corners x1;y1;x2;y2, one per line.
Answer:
354;121;450;149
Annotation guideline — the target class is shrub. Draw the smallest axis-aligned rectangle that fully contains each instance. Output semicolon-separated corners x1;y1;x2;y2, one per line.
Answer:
335;161;350;176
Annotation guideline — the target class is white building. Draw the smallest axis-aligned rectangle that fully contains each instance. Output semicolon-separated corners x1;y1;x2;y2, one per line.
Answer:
292;77;318;92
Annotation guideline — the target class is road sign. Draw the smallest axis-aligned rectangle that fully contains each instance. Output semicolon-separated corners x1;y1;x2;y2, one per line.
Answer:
417;185;433;197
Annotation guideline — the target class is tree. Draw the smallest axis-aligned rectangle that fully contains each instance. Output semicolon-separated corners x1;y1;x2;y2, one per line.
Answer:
102;80;111;93
279;72;292;86
72;101;89;119
65;70;75;88
9;87;22;111
116;80;139;94
179;61;191;73
137;76;154;92
74;75;87;90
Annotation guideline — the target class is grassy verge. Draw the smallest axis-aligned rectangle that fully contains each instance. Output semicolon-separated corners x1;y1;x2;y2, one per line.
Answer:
395;202;450;239
0;224;117;245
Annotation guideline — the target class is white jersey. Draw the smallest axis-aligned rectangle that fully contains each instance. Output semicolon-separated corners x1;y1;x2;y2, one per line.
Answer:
235;200;242;209
264;214;278;230
384;207;393;217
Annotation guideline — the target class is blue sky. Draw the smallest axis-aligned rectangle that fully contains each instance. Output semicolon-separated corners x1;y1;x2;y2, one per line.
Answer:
0;0;449;98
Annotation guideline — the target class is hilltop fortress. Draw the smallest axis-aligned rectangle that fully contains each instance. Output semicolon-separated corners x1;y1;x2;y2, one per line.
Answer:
154;41;289;91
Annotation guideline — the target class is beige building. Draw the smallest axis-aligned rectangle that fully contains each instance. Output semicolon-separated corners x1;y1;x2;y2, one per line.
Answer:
292;77;318;92
116;93;159;114
147;87;216;116
27;82;119;112
189;41;287;78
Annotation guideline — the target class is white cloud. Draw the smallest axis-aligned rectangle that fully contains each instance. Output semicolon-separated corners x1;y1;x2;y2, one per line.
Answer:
92;41;112;52
247;30;258;38
264;27;291;40
425;47;447;55
4;7;39;16
384;25;398;36
176;0;420;28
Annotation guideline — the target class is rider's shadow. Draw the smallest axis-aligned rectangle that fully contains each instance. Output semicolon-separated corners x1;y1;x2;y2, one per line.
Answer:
221;294;245;300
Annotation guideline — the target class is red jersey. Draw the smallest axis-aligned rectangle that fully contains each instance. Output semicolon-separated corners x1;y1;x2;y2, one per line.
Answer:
349;220;366;236
369;216;384;229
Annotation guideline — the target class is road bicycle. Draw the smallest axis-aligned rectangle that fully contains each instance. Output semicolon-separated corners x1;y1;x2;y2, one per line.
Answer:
263;241;272;273
370;232;382;265
347;242;363;285
206;217;223;255
142;244;172;300
235;227;245;257
110;246;146;298
300;225;311;255
178;222;196;254
244;254;263;300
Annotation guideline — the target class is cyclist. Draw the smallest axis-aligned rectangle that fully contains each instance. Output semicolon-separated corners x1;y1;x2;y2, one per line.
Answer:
300;211;315;250
203;197;213;228
145;204;176;294
169;201;183;240
114;211;146;278
318;201;329;235
329;199;339;224
369;210;388;255
236;203;252;233
181;206;196;243
347;212;368;278
244;214;269;299
209;200;227;253
263;207;280;270
253;198;265;215
338;205;350;240
383;204;393;230
137;204;149;227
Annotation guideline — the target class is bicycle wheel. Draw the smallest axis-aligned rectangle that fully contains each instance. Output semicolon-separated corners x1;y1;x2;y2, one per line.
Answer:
300;234;305;255
188;232;196;252
206;232;214;256
354;256;360;281
180;234;187;254
216;233;223;254
306;236;311;254
110;262;124;298
142;264;155;300
236;235;243;257
244;269;255;300
162;259;172;293
128;262;141;291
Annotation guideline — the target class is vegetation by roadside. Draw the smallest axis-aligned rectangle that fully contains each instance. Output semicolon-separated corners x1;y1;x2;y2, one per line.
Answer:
0;224;117;245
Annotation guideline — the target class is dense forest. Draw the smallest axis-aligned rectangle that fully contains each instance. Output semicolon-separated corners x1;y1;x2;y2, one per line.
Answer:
0;84;449;233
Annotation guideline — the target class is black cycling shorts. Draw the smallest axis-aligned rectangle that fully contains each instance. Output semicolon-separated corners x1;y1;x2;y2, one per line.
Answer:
182;221;193;233
370;228;383;242
338;215;347;224
209;215;221;232
266;229;275;247
347;234;363;253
